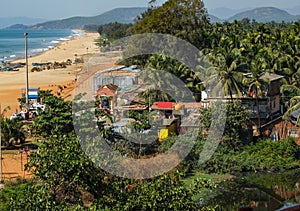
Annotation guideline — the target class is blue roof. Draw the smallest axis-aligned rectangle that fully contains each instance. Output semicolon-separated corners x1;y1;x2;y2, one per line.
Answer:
291;109;300;118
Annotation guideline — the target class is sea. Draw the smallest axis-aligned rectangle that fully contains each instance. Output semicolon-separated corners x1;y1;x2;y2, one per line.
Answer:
0;29;82;62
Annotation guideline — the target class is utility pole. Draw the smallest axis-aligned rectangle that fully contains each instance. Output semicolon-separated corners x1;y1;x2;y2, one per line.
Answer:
0;103;2;183
24;32;29;107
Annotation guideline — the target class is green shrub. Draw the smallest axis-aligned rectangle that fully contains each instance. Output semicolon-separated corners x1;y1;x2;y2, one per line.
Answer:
236;138;300;172
197;138;300;174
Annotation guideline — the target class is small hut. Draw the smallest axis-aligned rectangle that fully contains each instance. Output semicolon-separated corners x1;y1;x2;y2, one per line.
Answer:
96;84;118;113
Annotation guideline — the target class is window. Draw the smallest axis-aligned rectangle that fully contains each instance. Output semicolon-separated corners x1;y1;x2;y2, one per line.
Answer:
288;129;299;138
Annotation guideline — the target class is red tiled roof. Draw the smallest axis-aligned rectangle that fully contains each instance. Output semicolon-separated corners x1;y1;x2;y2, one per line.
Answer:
97;84;118;96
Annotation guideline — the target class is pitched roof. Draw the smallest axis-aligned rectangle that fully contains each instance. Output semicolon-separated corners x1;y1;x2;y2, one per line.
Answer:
97;84;118;96
260;72;284;81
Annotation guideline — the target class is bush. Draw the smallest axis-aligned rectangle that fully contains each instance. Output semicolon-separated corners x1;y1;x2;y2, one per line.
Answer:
0;179;59;211
197;138;300;174
236;138;300;172
197;145;240;173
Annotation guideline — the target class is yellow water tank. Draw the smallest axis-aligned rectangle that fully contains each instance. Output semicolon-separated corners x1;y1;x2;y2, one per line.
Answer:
175;103;184;110
159;129;169;140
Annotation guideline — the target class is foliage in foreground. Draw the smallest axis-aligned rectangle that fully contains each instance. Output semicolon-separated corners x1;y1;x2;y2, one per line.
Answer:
0;179;59;211
199;138;300;174
0;106;26;147
1;160;218;210
2;0;300;209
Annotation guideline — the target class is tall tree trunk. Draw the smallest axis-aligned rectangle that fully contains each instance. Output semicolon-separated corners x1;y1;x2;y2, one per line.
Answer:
256;95;261;136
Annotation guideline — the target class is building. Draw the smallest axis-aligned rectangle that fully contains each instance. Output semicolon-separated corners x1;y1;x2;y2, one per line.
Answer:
96;83;118;114
272;109;300;144
150;102;202;140
93;66;141;92
202;73;284;136
151;102;179;140
21;87;40;103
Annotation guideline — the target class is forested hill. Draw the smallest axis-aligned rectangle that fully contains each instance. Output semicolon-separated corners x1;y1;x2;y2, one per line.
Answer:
0;17;46;29
228;7;300;23
4;6;300;30
29;7;147;29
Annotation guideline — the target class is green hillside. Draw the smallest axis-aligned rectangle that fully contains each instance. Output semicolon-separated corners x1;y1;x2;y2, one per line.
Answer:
228;7;300;23
5;7;300;30
30;7;147;29
208;14;222;23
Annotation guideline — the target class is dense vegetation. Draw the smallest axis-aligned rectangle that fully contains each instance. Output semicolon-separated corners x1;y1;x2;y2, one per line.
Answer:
1;94;299;210
1;0;300;210
0;106;26;147
129;0;300;117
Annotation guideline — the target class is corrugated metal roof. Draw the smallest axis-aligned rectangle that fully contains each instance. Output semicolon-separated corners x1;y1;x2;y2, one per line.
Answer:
260;72;284;81
291;109;300;118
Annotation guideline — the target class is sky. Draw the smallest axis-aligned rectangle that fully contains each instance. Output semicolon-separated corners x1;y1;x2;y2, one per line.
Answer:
1;0;300;19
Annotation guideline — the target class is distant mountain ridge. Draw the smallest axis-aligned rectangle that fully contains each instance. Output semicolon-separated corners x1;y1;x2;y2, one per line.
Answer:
284;6;300;16
209;7;252;20
2;6;300;30
5;24;29;30
227;7;300;23
29;7;147;29
208;14;222;23
0;17;47;29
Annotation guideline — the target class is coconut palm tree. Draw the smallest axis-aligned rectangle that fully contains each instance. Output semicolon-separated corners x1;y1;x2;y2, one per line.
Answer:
285;96;300;127
251;24;271;46
281;85;300;121
146;53;204;101
243;64;270;135
205;37;247;99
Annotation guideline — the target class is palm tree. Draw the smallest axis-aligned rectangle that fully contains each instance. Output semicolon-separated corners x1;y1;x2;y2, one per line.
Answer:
139;60;175;103
243;66;270;135
251;24;271;46
146;53;204;101
281;85;300;122
205;38;246;99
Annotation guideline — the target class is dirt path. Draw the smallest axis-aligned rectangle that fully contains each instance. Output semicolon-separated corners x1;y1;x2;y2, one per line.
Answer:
1;152;32;180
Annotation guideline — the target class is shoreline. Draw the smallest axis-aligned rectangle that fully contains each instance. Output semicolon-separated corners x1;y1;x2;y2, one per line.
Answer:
0;29;101;117
12;29;94;64
0;29;86;63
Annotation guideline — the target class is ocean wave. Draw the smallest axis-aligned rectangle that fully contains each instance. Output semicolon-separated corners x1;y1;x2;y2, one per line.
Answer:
72;30;84;36
30;48;49;53
58;37;70;41
0;30;78;61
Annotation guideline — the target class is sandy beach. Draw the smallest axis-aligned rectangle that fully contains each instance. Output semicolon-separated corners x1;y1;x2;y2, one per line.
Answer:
0;30;121;117
0;30;124;181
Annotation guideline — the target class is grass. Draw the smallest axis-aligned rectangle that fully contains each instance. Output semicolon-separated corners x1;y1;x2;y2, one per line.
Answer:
183;171;235;202
184;171;234;186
